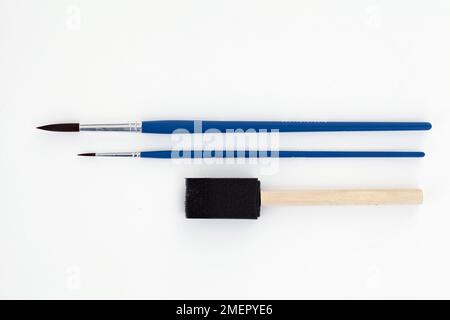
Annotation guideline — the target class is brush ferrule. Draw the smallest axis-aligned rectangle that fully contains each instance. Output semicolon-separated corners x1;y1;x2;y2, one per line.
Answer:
94;152;141;157
79;122;142;132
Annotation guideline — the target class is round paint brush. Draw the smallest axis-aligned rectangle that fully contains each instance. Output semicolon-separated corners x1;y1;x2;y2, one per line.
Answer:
37;120;432;133
77;150;425;158
185;178;423;219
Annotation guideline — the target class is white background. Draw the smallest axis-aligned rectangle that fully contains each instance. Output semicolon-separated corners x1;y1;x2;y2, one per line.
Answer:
0;0;449;299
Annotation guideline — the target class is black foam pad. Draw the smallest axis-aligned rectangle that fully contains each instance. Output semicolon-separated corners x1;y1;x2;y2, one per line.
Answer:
185;178;261;219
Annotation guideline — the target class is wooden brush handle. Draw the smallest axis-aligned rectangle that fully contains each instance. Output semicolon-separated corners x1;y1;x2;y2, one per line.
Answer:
260;189;423;205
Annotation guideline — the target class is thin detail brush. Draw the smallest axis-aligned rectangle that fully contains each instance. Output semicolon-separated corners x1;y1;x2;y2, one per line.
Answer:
77;150;425;158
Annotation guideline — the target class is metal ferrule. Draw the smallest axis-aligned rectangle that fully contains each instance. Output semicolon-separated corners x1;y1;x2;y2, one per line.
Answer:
94;152;141;157
79;122;142;132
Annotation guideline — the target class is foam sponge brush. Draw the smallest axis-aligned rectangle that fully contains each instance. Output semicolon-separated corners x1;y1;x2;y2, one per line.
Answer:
185;178;423;219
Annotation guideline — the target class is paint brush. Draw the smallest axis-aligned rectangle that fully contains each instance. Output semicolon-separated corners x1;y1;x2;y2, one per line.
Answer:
37;120;432;133
185;178;423;219
77;150;425;158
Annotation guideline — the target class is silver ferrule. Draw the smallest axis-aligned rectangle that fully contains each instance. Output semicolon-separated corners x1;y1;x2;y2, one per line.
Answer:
79;122;142;132
94;152;141;157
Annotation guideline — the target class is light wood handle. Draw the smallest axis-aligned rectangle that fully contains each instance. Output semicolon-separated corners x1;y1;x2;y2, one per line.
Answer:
260;189;423;205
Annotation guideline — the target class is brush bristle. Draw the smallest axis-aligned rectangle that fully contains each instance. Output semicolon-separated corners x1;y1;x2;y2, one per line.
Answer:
37;123;80;132
185;178;261;219
78;153;95;157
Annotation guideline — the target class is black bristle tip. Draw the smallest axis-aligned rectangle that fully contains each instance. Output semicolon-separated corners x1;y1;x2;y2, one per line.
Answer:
78;153;95;157
37;123;80;132
185;178;261;219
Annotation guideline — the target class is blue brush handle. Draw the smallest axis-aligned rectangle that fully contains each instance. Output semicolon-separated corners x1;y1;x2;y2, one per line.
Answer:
141;120;432;134
141;150;425;158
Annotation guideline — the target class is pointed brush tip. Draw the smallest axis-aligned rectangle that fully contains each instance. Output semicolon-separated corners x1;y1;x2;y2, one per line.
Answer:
36;123;80;132
78;153;96;157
